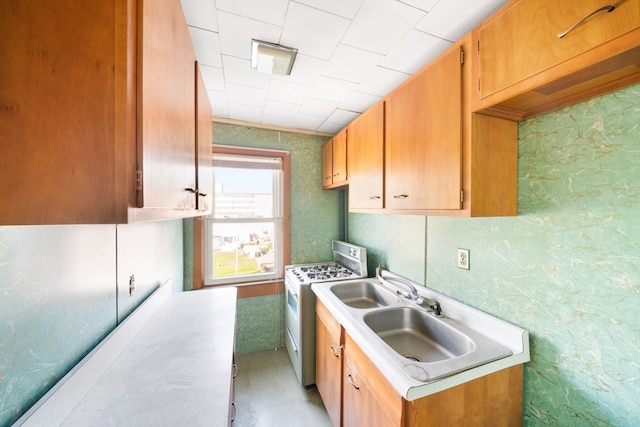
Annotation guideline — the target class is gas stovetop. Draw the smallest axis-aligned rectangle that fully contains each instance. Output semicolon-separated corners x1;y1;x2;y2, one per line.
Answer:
286;262;358;283
285;241;368;285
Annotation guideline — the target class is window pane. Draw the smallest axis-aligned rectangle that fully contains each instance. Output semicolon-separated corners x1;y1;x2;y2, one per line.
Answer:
205;150;286;286
210;221;275;278
214;167;274;218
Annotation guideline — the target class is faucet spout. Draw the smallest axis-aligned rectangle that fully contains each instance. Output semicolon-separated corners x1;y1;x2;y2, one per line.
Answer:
376;267;442;317
376;267;419;300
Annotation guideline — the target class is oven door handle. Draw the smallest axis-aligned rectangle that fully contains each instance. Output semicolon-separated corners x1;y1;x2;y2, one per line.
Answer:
285;280;298;299
285;328;298;354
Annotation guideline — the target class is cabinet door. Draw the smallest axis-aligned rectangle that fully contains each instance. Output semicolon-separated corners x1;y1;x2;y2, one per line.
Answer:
343;357;396;427
332;129;348;186
316;311;342;427
385;46;462;210
0;0;129;225
348;101;384;210
195;62;213;213
322;140;334;188
137;0;196;210
479;0;640;98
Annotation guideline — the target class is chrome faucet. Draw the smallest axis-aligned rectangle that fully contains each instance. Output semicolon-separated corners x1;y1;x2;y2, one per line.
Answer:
376;267;442;317
422;298;442;317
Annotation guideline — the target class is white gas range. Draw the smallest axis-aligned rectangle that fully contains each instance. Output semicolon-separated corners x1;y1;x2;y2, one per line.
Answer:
284;241;368;387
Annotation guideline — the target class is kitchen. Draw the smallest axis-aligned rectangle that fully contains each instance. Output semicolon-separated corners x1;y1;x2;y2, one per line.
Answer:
1;0;639;426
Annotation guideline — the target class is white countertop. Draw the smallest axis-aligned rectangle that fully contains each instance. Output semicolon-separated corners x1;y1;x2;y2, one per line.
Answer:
15;283;237;427
312;277;530;401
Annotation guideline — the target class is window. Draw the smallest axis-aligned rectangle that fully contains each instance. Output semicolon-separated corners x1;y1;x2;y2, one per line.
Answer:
204;146;289;286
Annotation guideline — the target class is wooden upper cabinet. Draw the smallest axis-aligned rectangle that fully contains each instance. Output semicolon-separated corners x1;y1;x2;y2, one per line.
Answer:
322;139;334;188
475;0;640;120
332;129;348;186
385;46;462;211
347;101;384;210
195;62;213;213
322;129;348;189
0;0;206;225
137;0;196;211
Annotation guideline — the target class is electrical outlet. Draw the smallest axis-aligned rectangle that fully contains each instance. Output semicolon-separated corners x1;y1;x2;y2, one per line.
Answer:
457;249;470;270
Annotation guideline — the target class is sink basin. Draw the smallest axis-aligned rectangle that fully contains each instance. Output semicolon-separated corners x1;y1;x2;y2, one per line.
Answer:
364;307;474;363
330;281;399;309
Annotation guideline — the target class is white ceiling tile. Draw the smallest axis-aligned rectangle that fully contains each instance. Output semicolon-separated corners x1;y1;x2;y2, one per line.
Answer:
217;11;282;59
188;27;222;67
308;76;358;103
339;91;381;113
199;64;226;91
398;0;439;13
299;98;340;117
181;0;218;31
294;0;364;19
280;2;350;60
317;120;345;134
222;55;271;89
416;0;507;42
358;67;411;97
379;30;452;74
216;0;289;26
291;113;327;130
271;54;327;87
341;1;426;54
267;80;311;105
225;83;268;107
228;102;264;122
209;90;229;117
262;100;300;120
327;109;360;124
322;45;383;83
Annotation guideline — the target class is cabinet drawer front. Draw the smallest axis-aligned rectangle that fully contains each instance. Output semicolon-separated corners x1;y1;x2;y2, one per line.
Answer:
479;0;640;98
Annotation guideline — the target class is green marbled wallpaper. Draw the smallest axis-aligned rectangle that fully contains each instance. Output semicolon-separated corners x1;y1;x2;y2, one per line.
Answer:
349;83;639;425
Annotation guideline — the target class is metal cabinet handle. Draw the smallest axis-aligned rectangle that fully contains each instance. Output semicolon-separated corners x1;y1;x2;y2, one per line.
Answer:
369;195;381;200
186;188;207;197
558;4;615;38
329;344;342;358
393;194;409;199
347;373;360;390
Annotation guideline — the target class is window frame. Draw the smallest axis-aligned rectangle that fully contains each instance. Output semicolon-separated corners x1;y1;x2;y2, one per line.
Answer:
199;145;290;288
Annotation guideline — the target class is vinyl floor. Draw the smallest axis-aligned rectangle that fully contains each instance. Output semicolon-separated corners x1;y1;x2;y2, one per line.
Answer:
233;348;333;427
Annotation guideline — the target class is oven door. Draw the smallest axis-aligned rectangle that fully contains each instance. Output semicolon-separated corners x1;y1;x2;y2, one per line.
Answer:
284;278;302;379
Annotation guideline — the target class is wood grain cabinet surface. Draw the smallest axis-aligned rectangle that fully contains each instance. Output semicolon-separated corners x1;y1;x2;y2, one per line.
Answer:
0;0;212;225
385;46;463;211
316;300;344;427
347;102;384;210
322;130;348;189
474;0;640;120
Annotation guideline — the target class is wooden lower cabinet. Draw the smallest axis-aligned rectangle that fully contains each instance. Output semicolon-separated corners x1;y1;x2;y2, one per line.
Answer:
316;300;524;427
343;334;400;427
316;300;344;427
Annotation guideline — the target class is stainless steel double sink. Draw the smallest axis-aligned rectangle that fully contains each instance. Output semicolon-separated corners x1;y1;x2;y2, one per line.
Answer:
324;279;513;382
